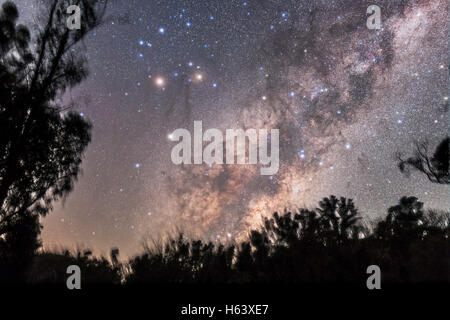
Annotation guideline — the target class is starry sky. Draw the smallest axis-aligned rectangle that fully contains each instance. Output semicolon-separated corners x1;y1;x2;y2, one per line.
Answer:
15;0;449;257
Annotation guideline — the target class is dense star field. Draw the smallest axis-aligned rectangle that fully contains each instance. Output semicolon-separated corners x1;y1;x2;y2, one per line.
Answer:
14;0;448;257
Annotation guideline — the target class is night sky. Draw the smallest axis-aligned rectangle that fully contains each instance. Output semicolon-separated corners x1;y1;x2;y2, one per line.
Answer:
15;0;449;257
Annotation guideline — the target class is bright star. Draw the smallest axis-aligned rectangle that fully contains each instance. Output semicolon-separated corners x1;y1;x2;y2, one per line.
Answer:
155;77;165;87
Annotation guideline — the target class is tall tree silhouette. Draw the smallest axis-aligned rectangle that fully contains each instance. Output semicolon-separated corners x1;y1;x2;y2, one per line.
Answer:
397;137;449;184
0;0;106;279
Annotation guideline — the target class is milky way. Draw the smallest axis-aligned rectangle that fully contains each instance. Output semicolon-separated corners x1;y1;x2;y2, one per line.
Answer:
15;0;448;256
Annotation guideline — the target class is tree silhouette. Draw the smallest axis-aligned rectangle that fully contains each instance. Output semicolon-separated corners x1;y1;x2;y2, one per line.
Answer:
0;0;106;281
374;196;449;282
397;137;449;184
375;196;424;244
17;195;447;285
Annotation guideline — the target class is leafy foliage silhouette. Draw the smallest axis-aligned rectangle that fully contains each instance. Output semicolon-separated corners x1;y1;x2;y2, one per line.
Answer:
0;0;106;282
121;196;448;285
27;248;122;285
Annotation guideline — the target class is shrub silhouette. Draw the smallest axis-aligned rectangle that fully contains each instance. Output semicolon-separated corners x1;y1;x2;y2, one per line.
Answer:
126;234;235;284
27;248;122;286
123;196;448;285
